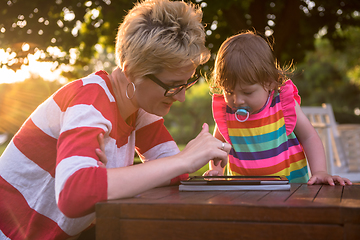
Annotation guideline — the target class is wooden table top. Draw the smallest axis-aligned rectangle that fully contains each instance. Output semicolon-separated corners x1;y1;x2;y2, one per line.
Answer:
96;183;360;240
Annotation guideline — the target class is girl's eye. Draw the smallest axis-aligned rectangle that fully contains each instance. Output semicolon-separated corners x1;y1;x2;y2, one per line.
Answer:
224;89;233;95
243;91;253;95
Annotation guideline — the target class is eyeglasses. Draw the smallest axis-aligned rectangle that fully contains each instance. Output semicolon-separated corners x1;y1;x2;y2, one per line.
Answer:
146;73;200;97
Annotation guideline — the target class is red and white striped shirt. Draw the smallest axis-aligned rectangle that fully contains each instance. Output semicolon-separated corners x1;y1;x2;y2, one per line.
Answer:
0;71;185;239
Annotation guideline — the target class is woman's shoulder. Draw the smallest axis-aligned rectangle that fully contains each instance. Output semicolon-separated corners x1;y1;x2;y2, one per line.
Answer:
55;71;111;95
52;71;115;113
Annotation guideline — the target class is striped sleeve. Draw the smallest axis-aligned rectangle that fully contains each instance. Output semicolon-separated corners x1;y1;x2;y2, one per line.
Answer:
53;75;113;218
134;109;188;184
135;109;180;161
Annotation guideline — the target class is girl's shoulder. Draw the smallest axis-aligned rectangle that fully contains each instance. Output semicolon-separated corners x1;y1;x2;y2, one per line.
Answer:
212;94;227;113
279;80;300;101
212;94;231;143
279;79;301;135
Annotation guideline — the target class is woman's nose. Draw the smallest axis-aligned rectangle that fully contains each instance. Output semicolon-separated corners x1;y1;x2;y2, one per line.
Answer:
172;88;186;102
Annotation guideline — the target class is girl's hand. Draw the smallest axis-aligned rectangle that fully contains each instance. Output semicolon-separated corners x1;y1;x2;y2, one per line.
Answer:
203;169;221;176
307;171;352;186
95;133;108;168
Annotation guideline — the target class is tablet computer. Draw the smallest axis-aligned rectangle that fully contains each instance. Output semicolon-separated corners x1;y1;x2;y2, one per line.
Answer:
180;175;289;185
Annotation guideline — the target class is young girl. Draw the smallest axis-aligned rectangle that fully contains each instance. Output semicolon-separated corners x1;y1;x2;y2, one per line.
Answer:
207;30;351;185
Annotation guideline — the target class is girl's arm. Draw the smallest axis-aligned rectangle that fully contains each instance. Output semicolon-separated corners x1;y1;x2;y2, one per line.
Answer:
205;124;226;176
294;102;351;185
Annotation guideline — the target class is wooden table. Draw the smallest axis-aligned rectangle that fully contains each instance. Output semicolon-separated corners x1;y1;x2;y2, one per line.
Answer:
96;183;360;240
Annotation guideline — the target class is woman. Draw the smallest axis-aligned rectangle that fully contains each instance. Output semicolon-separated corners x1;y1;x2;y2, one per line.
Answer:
0;0;231;239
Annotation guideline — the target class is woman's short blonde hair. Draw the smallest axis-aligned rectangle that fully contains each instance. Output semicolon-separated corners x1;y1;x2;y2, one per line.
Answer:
115;0;210;79
210;30;291;94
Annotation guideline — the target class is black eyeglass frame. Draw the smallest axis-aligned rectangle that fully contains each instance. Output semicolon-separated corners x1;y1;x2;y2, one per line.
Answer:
145;73;200;97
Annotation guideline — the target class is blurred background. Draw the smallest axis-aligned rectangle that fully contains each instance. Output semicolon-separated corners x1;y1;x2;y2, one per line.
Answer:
1;0;360;153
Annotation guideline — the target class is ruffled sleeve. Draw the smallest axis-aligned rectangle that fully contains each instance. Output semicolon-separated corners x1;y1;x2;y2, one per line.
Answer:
212;94;231;143
279;80;301;136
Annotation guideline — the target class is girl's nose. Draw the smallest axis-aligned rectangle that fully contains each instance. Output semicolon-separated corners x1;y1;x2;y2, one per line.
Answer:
233;94;245;105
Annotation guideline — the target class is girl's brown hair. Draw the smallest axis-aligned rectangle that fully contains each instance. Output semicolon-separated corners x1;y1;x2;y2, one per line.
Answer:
209;30;292;94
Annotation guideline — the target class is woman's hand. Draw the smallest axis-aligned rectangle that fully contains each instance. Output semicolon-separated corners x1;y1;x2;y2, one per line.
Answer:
95;133;108;168
307;171;352;186
105;123;230;200
177;123;231;174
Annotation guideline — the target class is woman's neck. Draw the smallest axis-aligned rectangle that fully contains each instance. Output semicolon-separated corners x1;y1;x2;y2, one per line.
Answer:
108;68;138;121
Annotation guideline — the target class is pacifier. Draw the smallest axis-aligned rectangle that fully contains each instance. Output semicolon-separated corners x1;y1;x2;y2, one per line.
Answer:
235;107;250;122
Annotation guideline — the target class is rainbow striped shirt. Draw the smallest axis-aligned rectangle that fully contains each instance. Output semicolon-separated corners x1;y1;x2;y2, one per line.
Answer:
212;80;309;183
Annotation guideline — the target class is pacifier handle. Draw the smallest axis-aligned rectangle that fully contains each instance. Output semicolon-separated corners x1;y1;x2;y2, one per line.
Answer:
235;109;250;122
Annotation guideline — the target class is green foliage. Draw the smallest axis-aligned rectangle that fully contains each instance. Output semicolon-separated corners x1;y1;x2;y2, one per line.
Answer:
164;80;214;145
293;27;360;123
2;0;360;73
190;0;360;69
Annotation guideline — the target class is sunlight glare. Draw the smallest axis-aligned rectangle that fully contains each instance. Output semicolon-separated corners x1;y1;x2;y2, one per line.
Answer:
0;48;71;84
22;43;30;52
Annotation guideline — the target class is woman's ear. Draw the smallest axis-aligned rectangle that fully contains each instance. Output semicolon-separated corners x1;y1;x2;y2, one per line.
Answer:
122;64;132;83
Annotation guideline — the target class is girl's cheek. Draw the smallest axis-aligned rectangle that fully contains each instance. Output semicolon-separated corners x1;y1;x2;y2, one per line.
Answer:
223;92;231;100
223;95;230;104
224;97;234;108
